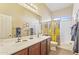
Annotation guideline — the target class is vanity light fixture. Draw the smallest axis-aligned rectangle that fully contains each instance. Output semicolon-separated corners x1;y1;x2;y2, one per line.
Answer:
25;3;38;10
18;3;39;15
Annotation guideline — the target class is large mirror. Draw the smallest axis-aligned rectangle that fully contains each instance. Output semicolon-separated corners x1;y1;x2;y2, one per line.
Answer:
0;3;41;39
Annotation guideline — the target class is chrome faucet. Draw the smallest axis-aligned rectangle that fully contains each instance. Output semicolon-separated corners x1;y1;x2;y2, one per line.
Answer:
37;32;40;38
18;35;21;42
16;35;21;43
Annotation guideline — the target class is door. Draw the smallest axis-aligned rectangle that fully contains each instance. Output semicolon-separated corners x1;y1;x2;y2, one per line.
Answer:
0;14;12;39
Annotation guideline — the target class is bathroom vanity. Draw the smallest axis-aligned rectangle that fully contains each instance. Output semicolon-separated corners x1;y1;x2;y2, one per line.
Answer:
0;36;51;55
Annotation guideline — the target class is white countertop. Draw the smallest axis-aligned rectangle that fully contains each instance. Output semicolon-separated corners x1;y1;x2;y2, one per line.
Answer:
0;35;50;55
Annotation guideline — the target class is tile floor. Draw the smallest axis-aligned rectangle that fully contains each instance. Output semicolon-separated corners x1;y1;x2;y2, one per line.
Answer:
49;47;73;55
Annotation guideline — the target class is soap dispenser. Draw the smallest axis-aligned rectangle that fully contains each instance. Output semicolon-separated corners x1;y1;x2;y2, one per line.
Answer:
16;27;21;42
29;28;33;39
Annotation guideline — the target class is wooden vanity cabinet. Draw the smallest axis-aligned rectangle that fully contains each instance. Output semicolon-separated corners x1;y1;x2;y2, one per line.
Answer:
13;48;29;55
40;40;47;55
29;43;41;55
13;37;51;55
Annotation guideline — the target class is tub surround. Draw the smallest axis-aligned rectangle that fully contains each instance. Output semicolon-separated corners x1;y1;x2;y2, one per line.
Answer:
0;35;51;55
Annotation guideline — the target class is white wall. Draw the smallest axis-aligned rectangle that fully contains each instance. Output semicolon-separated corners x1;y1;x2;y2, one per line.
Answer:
52;5;73;17
60;19;74;50
73;3;79;22
0;14;12;39
35;4;52;22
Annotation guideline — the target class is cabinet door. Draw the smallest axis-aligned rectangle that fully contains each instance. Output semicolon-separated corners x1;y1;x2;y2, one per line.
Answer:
29;43;40;55
41;40;47;55
14;48;28;55
46;38;51;54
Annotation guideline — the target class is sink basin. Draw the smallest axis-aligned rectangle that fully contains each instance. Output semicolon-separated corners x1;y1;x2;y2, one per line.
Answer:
0;38;22;47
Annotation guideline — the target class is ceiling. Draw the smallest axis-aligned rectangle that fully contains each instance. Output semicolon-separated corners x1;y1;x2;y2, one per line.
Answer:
46;3;73;12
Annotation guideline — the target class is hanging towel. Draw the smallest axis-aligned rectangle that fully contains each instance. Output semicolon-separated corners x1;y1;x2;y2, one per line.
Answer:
72;22;79;53
71;24;77;41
